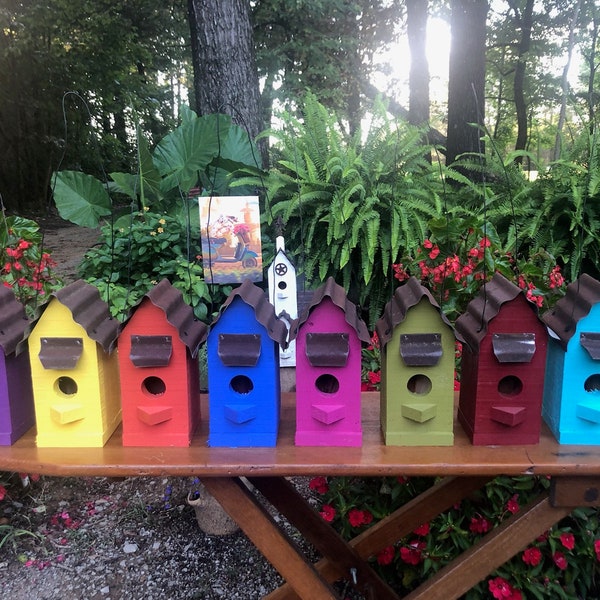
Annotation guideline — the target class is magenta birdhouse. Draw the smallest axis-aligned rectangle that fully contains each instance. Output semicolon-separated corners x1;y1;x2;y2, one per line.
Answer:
0;286;35;445
292;277;370;447
455;273;548;445
118;280;207;447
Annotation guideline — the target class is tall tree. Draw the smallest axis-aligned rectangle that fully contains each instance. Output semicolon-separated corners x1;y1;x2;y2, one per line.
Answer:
446;0;489;168
407;0;430;128
187;0;266;166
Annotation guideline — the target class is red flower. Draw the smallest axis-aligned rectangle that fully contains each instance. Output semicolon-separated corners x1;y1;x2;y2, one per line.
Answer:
506;494;519;514
594;539;600;561
396;476;409;485
423;239;433;249
559;532;575;550
367;370;380;385
400;540;426;565
309;476;329;494
522;546;542;566
553;551;568;570
469;515;491;534
413;522;430;536
0;484;6;501
348;508;366;528
488;576;521;599
320;504;336;522
376;545;395;566
428;245;440;260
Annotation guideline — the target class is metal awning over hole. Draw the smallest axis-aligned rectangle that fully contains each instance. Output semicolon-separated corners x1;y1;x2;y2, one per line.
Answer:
581;332;600;360
400;333;442;366
306;333;349;367
39;337;83;370
492;333;536;363
218;334;261;366
130;335;173;367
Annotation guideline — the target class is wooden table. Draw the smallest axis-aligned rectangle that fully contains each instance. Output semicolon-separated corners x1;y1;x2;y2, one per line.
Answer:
1;392;599;600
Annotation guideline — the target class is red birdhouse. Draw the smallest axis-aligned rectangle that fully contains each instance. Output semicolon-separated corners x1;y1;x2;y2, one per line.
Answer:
119;280;207;446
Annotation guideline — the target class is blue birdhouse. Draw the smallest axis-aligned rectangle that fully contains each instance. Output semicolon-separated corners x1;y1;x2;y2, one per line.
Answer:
207;280;288;447
542;274;600;444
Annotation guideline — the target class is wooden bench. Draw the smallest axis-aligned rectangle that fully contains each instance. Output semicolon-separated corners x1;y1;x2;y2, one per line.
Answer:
1;392;599;600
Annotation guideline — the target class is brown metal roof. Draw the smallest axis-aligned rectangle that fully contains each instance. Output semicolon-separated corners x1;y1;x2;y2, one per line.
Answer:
52;280;120;353
211;279;289;347
375;276;455;349
0;286;30;356
541;273;600;350
454;272;534;352
142;279;207;358
290;277;370;343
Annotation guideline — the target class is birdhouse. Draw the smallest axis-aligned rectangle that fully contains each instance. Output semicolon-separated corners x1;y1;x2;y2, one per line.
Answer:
455;273;548;445
0;287;35;445
118;280;208;446
207;279;288;447
375;277;457;446
542;274;600;444
28;280;121;447
291;277;370;446
267;232;298;367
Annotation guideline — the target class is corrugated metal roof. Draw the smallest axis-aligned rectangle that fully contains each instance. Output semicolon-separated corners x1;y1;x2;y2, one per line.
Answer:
53;280;120;353
143;279;207;358
454;272;531;352
375;276;455;349
542;273;600;350
0;286;30;356
290;277;370;343
211;279;289;347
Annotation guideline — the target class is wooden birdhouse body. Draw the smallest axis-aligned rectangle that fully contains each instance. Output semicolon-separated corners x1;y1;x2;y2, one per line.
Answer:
28;282;121;447
0;287;35;445
379;298;456;446
542;275;600;444
207;281;287;447
119;286;205;447
293;278;369;447
456;275;548;446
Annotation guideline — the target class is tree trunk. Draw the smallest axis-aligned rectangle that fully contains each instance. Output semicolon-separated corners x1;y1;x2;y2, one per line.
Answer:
187;0;267;167
407;0;430;128
446;0;489;169
513;0;534;160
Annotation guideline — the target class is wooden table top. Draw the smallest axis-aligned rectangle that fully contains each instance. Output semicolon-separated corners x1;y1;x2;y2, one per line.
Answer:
1;393;600;478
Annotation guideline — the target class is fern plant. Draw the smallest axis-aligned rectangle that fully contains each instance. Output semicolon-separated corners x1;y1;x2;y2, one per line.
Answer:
246;94;450;326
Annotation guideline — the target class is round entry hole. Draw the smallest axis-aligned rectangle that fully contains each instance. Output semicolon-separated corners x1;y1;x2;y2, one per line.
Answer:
584;374;600;392
55;376;78;396
498;375;523;396
142;376;166;396
407;374;432;395
231;375;254;395
315;374;340;394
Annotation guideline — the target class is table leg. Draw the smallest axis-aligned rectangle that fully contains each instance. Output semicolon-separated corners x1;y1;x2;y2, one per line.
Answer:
264;476;490;600
200;477;339;600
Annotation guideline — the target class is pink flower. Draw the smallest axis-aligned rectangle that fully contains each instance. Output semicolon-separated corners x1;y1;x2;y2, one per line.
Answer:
0;484;6;501
320;504;336;522
376;545;395;565
553;551;568;570
559;532;575;550
506;494;519;514
423;239;433;249
309;477;329;494
428;245;440;260
522;546;542;566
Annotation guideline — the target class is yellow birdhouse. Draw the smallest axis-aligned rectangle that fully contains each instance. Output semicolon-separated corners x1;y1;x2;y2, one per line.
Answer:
28;281;121;447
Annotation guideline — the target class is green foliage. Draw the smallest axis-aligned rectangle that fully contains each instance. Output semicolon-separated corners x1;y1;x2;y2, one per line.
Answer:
77;210;229;322
310;474;600;598
245;93;446;327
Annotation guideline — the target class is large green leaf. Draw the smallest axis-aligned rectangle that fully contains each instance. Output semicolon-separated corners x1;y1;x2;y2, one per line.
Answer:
52;171;112;228
153;113;231;194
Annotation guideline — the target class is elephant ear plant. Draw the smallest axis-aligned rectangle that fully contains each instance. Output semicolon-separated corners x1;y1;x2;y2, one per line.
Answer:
51;109;260;320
